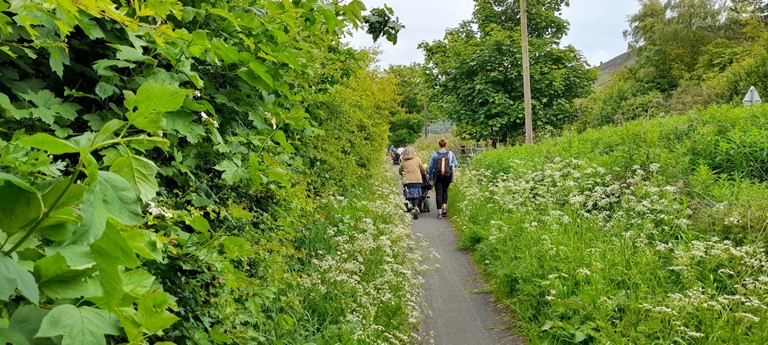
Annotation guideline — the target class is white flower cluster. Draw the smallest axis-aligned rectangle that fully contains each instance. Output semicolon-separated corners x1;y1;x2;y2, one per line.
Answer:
147;201;173;218
298;162;427;343
453;157;768;342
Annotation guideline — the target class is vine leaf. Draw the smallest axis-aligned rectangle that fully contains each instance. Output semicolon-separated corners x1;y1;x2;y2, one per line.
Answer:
272;130;295;153
36;305;120;345
68;172;142;245
94;119;126;144
110;154;159;202
48;46;69;78
0;173;43;235
0;253;40;304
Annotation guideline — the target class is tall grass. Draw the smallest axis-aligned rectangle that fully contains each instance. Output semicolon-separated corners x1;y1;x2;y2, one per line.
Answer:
452;105;768;344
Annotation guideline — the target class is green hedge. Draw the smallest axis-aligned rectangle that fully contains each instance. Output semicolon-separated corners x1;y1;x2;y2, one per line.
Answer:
0;0;423;343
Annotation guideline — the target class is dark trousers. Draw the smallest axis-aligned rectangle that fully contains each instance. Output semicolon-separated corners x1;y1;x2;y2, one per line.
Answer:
434;176;451;210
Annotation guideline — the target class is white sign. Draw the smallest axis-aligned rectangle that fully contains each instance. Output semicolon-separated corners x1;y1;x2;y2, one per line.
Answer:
743;86;762;105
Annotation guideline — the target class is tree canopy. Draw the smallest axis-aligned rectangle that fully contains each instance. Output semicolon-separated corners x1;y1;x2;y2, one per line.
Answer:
420;0;596;144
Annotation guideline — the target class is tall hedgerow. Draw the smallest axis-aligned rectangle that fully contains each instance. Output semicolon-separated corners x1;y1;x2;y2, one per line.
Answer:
0;0;421;344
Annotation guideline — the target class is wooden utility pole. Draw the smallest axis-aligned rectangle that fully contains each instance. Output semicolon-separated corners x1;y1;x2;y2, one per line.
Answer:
520;0;534;144
423;100;429;137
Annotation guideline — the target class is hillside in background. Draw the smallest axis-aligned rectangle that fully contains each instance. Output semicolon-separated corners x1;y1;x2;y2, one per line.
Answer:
595;50;635;88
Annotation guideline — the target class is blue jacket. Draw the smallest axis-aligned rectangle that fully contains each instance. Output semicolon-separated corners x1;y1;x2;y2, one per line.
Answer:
428;149;458;178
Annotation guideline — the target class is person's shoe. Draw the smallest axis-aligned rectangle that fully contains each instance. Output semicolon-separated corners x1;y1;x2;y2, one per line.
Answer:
437;213;443;219
441;205;448;216
413;211;419;220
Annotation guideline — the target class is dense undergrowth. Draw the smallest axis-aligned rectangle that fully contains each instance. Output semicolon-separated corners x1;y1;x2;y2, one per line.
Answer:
0;0;424;343
452;105;768;344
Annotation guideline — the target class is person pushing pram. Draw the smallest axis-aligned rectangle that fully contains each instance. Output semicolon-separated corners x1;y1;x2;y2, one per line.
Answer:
398;147;426;219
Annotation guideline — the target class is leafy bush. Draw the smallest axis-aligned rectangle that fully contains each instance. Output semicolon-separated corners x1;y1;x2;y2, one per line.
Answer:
577;71;664;130
389;113;423;148
453;104;768;344
708;34;768;105
0;0;424;343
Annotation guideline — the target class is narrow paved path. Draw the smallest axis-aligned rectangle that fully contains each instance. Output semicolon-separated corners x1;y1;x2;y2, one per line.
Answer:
414;190;526;345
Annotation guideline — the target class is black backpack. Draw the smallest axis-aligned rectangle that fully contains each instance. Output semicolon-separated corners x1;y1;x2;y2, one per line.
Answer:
435;151;453;178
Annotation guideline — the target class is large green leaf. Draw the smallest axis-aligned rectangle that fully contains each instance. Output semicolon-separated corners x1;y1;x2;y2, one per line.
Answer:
93;59;136;77
0;173;43;235
68;172;142;245
0;253;39;304
222;236;255;259
272;130;295;153
20;133;79;155
94;119;126;145
95;82;119;99
110;154;159;202
38;178;86;211
17;90;79;124
185;215;210;233
127;82;191;132
91;223;141;309
34;252;97;299
48;46;69;78
121;269;155;295
113;45;155;64
91;223;140;269
136;294;179;333
36;305;120;345
135;83;190;113
123;229;163;262
237;67;273;92
37;208;79;242
0;305;54;345
45;245;95;269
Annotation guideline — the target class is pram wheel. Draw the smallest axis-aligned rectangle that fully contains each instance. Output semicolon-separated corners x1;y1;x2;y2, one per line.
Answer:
420;196;430;213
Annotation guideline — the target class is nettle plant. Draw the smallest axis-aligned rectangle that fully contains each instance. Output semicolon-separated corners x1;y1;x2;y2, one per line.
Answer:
0;0;401;343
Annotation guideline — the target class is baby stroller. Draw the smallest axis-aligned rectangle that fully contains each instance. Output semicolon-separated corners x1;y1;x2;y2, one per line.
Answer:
419;173;432;213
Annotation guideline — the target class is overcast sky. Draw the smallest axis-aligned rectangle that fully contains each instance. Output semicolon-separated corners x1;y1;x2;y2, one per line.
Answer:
345;0;640;67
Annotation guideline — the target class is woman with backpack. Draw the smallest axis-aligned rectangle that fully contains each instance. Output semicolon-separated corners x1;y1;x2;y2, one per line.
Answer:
428;138;459;219
399;146;426;219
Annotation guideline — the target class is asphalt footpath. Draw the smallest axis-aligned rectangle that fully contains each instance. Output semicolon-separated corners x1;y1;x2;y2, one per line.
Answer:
414;190;526;345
